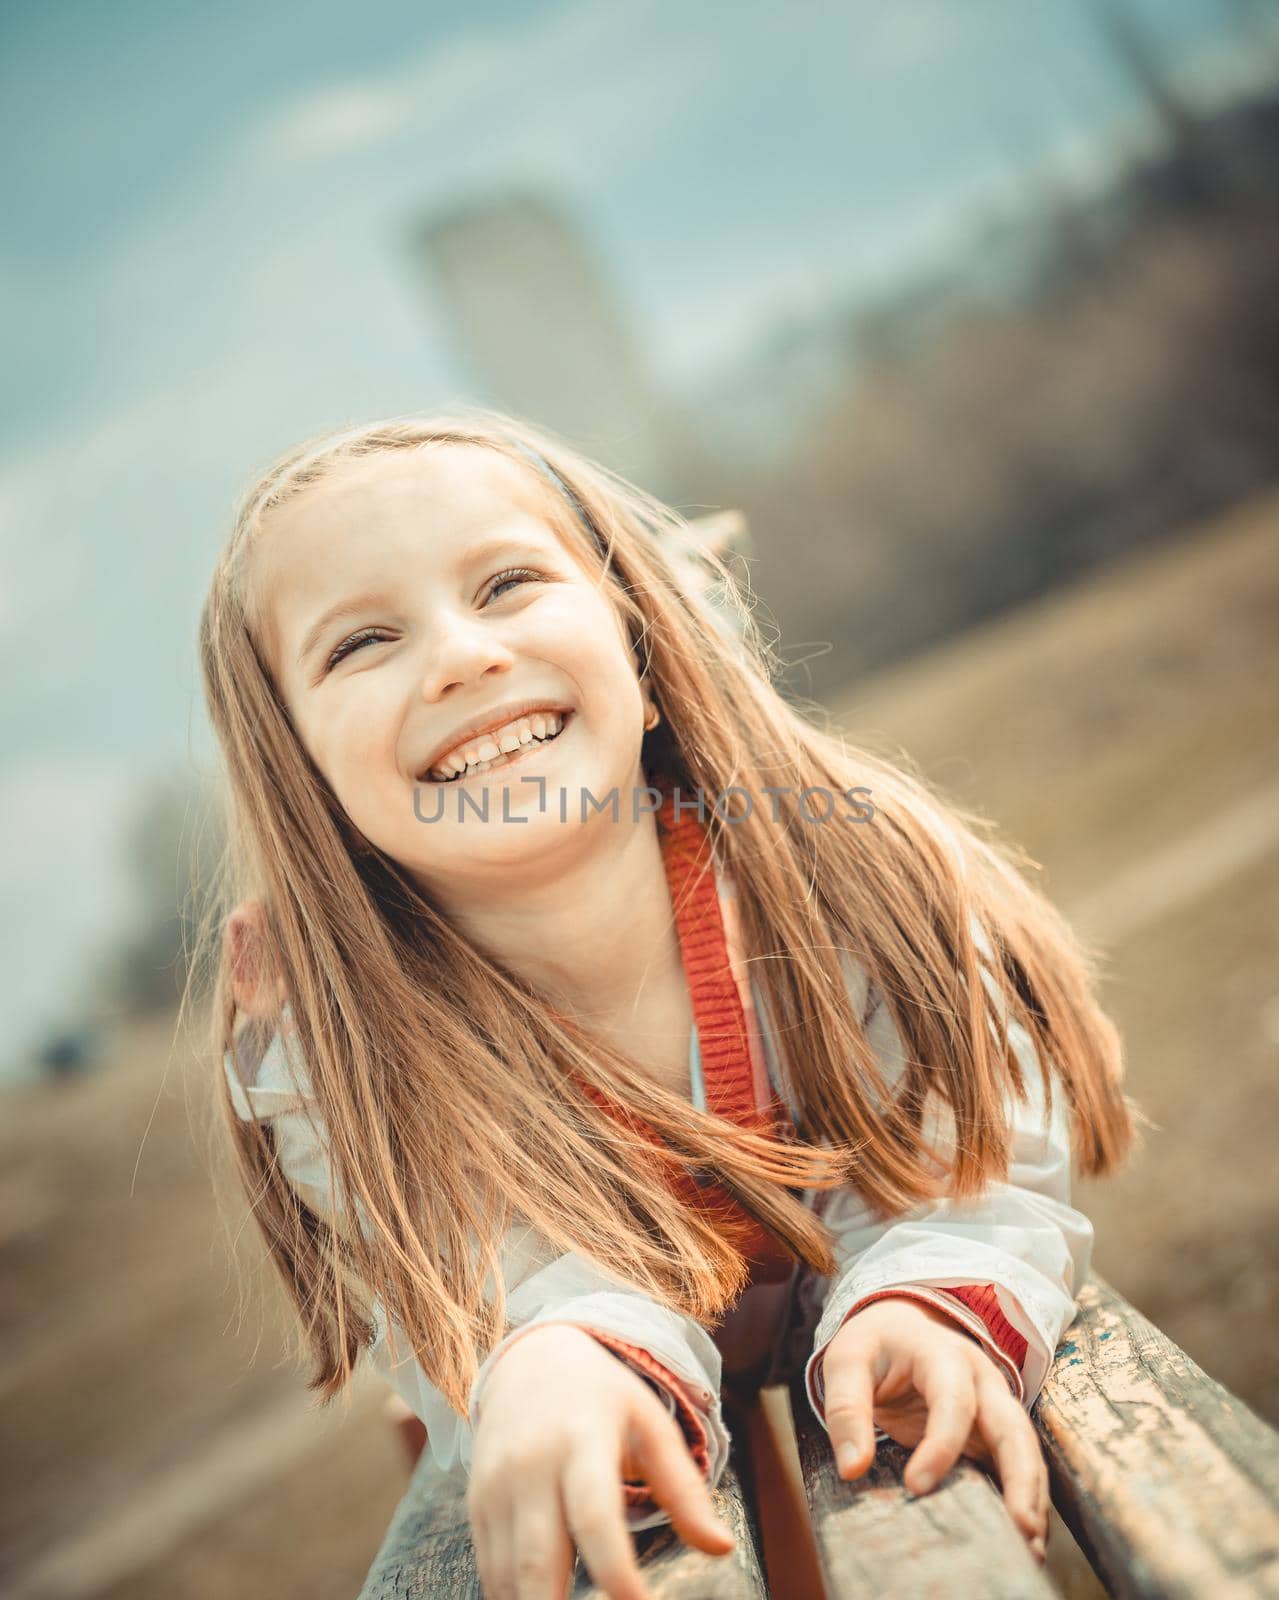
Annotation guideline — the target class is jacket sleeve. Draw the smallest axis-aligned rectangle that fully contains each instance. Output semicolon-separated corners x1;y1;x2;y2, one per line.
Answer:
804;935;1094;1434
222;1008;728;1533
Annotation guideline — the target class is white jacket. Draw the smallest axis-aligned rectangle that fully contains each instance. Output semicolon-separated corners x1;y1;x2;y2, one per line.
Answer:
222;883;1093;1532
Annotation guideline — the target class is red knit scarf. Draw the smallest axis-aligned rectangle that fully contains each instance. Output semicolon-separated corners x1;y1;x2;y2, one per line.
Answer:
554;776;798;1287
655;780;798;1286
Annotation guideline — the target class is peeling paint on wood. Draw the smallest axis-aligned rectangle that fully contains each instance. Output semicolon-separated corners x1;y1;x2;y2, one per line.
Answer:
1034;1272;1279;1599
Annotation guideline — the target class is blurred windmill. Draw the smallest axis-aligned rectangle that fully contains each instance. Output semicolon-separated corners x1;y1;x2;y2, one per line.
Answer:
1083;0;1222;205
408;187;716;505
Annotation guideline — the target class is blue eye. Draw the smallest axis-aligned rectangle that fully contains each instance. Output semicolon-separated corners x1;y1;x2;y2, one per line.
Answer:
325;627;389;672
486;567;541;602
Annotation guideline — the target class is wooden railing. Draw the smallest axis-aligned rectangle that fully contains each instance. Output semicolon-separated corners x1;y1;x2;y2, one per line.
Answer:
358;1274;1279;1597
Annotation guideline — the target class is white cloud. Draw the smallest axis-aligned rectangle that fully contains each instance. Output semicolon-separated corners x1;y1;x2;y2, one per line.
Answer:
266;81;421;158
251;0;650;170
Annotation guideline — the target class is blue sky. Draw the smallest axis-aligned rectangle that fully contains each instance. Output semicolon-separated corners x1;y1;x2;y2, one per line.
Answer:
0;0;1264;1070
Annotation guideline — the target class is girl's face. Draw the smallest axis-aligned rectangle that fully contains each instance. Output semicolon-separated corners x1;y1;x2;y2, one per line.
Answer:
251;444;653;897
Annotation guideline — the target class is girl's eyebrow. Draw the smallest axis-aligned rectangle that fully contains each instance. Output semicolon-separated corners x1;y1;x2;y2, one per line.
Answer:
295;534;554;670
297;590;392;670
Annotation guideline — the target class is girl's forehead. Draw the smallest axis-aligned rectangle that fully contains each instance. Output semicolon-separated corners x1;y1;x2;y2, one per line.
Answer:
283;443;557;534
251;445;568;593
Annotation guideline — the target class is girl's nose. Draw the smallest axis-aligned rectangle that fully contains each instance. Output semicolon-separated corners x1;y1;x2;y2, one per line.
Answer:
414;615;517;703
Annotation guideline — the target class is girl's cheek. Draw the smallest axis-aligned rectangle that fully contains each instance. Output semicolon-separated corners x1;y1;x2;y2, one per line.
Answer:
525;596;632;685
313;698;398;794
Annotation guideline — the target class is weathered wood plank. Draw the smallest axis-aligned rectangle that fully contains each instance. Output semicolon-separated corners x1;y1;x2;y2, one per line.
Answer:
575;1460;767;1599
358;1444;767;1599
736;1385;829;1599
1034;1272;1279;1600
790;1374;1055;1598
357;1446;480;1599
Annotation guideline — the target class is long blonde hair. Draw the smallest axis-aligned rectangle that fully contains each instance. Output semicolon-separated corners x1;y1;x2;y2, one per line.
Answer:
192;407;1140;1416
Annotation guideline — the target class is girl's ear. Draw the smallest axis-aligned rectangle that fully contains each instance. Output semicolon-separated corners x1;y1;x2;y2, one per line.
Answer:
225;902;289;1017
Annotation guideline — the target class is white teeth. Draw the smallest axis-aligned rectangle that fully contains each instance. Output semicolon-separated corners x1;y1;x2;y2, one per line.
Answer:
425;710;567;782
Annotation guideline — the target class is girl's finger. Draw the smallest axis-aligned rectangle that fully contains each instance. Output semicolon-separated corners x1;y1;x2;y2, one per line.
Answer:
466;1496;507;1600
904;1357;977;1495
560;1445;649;1600
625;1406;735;1557
972;1369;1049;1544
821;1345;878;1479
507;1481;575;1600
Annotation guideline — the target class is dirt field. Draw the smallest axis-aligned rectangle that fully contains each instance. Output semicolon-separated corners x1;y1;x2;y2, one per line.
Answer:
3;488;1276;1597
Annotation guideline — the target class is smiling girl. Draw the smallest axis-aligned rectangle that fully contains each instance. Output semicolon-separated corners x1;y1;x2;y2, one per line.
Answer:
198;410;1139;1599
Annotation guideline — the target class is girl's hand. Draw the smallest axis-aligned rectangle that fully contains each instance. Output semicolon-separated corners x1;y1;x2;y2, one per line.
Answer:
468;1323;734;1600
821;1296;1049;1566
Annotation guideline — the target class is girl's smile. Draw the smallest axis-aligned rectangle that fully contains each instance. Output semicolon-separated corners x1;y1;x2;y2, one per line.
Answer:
416;707;575;789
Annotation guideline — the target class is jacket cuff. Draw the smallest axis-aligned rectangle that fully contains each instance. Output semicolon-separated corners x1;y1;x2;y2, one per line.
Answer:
936;1283;1030;1371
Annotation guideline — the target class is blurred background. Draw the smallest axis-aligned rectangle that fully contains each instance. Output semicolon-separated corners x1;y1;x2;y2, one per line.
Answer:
2;1;1278;1594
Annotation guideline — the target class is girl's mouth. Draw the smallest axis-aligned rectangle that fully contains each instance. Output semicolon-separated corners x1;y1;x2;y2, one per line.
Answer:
417;711;575;787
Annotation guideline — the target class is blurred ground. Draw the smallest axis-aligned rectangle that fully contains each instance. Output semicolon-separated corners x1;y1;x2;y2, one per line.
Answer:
2;488;1276;1598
